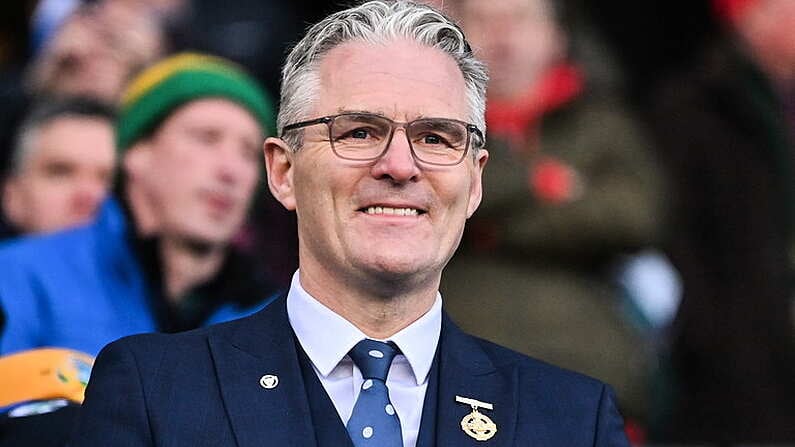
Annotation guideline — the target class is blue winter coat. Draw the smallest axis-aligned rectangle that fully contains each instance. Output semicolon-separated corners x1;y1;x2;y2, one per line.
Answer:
0;197;271;356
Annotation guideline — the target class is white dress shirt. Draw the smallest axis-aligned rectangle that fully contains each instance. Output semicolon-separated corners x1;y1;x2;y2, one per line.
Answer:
287;271;442;447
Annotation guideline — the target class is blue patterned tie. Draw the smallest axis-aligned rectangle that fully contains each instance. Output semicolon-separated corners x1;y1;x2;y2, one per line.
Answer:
346;339;403;447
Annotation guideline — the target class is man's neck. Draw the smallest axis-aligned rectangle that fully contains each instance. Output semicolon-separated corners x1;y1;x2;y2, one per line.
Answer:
125;182;227;302
298;260;440;340
159;236;226;304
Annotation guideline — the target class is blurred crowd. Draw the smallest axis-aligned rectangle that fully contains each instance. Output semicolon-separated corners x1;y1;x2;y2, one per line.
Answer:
0;0;792;446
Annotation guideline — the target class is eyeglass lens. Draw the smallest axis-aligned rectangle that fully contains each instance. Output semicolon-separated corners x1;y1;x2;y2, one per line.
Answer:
329;114;469;165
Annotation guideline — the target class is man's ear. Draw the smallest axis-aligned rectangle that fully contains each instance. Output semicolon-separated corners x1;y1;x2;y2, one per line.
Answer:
264;137;296;211
466;148;488;218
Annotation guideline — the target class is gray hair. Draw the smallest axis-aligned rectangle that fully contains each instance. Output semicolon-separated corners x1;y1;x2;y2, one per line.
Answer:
9;97;116;175
278;0;488;151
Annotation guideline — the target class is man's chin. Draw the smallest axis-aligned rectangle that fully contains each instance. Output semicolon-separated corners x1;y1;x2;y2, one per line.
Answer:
357;258;439;295
169;226;235;253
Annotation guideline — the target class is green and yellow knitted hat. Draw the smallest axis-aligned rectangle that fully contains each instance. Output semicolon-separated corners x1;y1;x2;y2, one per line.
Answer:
117;53;275;150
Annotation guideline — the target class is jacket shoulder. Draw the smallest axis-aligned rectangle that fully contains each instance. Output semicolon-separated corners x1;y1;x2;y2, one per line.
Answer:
104;302;274;361
0;225;95;262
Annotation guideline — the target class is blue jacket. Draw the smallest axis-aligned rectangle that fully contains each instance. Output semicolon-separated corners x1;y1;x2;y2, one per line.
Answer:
0;197;271;356
70;295;630;446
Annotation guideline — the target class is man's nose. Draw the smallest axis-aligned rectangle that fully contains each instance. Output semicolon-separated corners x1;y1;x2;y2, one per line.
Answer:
72;178;108;216
369;129;421;183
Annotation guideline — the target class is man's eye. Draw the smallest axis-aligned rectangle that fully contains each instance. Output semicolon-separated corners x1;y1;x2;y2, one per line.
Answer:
189;128;221;145
423;134;442;145
43;162;76;178
350;128;370;139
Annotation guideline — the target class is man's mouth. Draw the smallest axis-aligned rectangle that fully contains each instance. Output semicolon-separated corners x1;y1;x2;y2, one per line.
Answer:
205;193;235;212
363;206;423;216
358;200;429;216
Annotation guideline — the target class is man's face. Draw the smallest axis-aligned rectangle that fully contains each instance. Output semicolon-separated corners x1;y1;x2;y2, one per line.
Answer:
739;0;795;82
127;98;262;245
31;1;164;103
458;0;563;99
267;40;487;292
3;116;115;234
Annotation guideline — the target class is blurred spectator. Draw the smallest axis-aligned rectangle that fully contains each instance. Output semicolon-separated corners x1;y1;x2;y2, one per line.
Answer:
169;0;330;100
25;0;166;104
28;0;81;56
0;53;279;357
719;0;795;89
1;97;116;238
440;0;665;423
642;0;795;442
168;0;331;286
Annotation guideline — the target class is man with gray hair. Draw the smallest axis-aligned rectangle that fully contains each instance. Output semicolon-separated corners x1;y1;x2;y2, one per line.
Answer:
71;2;630;445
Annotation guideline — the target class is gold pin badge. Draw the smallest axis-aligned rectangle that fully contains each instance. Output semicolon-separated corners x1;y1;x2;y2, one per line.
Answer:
455;395;497;441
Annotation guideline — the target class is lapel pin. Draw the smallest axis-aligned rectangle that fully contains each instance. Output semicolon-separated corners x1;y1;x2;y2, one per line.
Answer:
455;395;497;441
259;374;279;389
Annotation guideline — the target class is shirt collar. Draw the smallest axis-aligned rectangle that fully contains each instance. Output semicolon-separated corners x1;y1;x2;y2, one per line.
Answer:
286;270;442;386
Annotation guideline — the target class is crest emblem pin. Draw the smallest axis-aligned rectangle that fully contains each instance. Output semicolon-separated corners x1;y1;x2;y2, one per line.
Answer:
259;374;279;389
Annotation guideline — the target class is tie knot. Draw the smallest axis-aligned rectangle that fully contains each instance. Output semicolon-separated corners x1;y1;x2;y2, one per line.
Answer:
348;339;399;381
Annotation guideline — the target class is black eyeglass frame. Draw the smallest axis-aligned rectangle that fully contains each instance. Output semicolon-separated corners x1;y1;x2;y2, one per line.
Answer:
281;112;485;166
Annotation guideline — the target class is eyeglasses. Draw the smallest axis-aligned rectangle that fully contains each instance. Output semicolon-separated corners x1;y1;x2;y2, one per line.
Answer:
281;112;485;166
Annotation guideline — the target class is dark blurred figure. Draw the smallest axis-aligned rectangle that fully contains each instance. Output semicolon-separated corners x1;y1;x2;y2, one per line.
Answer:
0;2;35;181
1;97;116;238
170;0;340;97
643;0;795;442
441;0;665;426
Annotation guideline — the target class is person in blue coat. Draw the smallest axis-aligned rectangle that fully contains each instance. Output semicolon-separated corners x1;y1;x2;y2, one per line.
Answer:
71;2;631;445
0;52;279;357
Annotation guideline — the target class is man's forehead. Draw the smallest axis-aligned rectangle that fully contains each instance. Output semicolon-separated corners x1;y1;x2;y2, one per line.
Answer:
33;116;113;150
319;39;463;81
463;0;552;18
158;98;261;132
314;39;469;120
38;115;112;135
28;118;115;165
330;107;440;121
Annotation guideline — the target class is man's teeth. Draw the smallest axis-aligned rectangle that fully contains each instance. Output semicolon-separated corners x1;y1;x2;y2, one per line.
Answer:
365;206;419;216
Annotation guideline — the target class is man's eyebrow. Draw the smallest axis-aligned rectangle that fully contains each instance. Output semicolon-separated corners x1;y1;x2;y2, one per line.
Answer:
335;108;385;115
333;108;430;121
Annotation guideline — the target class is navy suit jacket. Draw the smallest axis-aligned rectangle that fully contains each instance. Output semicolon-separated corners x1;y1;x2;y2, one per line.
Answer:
70;296;630;446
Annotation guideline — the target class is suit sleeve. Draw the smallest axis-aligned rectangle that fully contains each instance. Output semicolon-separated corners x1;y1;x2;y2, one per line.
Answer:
593;385;630;447
68;339;153;447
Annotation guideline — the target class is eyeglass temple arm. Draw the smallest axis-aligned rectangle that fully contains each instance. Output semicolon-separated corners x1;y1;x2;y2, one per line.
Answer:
281;116;333;136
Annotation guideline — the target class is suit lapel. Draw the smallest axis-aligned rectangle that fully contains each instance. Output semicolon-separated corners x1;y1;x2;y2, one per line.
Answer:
435;313;519;446
207;299;524;446
208;295;317;447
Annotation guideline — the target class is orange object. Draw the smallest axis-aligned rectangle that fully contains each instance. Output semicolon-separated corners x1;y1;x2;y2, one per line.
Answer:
0;348;94;407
